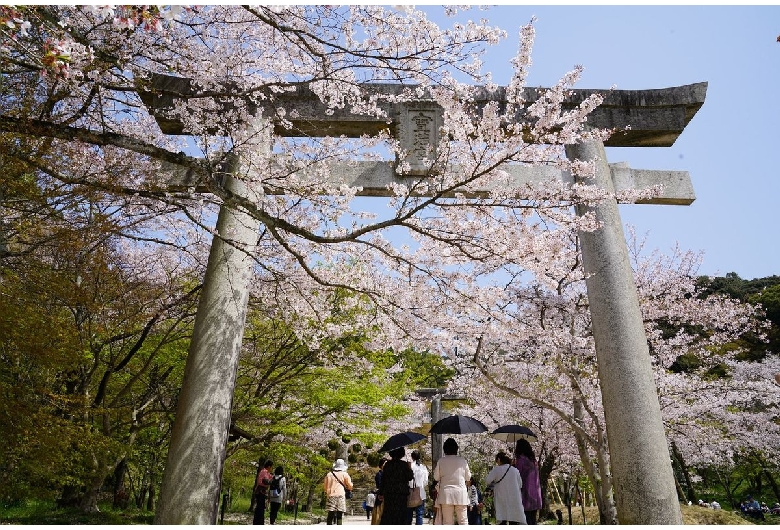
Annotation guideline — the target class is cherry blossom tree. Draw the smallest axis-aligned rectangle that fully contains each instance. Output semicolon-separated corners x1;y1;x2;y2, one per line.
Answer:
1;5;635;523
419;231;776;523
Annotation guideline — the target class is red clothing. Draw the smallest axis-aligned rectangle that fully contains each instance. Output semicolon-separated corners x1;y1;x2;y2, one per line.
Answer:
256;467;273;494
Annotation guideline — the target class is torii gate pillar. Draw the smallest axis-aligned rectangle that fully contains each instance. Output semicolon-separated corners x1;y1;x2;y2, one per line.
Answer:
566;139;682;524
154;162;260;524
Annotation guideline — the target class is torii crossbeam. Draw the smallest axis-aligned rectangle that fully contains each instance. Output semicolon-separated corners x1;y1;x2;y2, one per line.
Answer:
139;74;707;525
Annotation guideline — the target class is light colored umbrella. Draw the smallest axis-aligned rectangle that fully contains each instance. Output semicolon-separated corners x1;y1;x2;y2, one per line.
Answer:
490;424;538;443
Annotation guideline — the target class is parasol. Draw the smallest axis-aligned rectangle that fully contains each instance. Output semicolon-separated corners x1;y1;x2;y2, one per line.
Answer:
490;424;538;443
429;414;488;434
378;431;427;452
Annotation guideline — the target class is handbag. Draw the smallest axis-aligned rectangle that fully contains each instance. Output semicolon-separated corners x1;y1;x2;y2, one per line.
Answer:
331;471;352;499
407;479;423;508
485;464;512;496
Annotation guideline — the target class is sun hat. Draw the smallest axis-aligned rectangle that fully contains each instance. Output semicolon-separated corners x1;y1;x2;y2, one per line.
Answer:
332;458;348;471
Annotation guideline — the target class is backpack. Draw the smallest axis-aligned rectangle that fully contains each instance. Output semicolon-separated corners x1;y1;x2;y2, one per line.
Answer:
269;475;281;498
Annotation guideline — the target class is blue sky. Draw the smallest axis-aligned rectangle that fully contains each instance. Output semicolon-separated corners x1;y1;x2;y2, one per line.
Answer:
419;5;780;280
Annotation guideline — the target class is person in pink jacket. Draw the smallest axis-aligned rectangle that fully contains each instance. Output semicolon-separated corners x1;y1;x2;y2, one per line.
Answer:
514;439;543;524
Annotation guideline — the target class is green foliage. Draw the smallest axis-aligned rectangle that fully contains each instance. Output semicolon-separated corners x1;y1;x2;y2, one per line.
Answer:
698;273;780;358
222;283;459;511
0;173;197;510
669;352;702;374
696;272;780;303
750;284;780;325
0;499;155;524
703;362;730;381
665;274;780;373
392;347;455;389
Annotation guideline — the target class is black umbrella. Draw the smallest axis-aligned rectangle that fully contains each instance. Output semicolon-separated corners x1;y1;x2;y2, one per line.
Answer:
490;424;537;443
378;431;427;453
429;414;488;434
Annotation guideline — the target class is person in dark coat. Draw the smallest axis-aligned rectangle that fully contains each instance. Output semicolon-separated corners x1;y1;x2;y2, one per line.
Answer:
379;447;414;525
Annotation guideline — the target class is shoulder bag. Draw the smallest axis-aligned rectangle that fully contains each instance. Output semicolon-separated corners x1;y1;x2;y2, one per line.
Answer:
407;478;423;508
484;464;512;496
331;471;353;499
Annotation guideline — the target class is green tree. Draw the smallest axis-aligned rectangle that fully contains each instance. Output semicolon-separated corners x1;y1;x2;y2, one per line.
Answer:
0;157;201;510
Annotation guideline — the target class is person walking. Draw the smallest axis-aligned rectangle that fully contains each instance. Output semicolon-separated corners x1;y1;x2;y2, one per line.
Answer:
379;446;414;524
432;438;471;525
468;475;484;525
372;459;387;524
324;458;353;525
268;466;286;525
514;439;543;524
253;460;274;525
408;450;429;525
486;451;526;525
365;490;376;520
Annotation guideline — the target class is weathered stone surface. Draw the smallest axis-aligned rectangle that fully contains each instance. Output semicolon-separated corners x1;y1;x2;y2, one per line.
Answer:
567;140;683;525
137;73;707;147
138;75;705;526
397;102;444;175
154;160;260;524
159;160;695;205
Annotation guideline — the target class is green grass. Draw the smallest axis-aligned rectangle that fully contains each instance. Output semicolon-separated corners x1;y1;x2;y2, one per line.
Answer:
219;492;329;525
544;503;768;525
1;494;329;526
0;499;154;525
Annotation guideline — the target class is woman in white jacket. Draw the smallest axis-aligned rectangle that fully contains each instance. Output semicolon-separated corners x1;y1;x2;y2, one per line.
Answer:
432;438;471;525
485;451;526;524
268;466;287;525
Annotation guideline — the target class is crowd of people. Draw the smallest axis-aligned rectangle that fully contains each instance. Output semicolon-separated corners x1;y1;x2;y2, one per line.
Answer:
251;442;780;526
692;495;780;521
366;437;542;525
738;495;780;520
251;437;543;525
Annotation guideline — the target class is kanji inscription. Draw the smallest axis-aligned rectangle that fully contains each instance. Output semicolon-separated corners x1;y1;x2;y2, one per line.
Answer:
397;103;443;176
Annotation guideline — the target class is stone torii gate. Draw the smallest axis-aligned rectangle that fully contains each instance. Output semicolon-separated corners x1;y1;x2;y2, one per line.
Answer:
138;75;706;525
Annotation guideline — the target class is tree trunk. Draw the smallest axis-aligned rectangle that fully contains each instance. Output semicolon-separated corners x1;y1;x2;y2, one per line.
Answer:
670;441;697;503
764;468;780;505
249;461;261;512
306;469;317;512
147;484;155;511
57;485;81;508
78;472;105;513
538;449;556;521
136;486;148;510
113;458;129;509
571;395;618;525
592;433;617;524
713;466;743;508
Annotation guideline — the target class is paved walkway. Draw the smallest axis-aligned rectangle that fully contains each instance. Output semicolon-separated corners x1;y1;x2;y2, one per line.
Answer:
314;513;435;525
222;510;431;525
334;513;375;525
